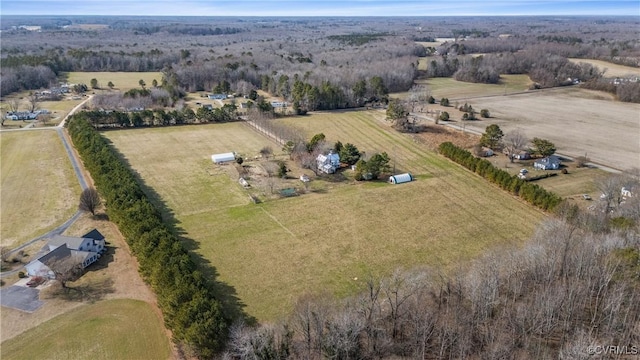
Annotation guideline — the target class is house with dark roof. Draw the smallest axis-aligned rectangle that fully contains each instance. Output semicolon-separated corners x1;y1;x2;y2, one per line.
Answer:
24;229;106;279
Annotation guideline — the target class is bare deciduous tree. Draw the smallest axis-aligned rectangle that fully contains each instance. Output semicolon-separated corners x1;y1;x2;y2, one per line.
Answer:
48;255;83;290
8;98;20;113
79;188;101;216
27;92;39;113
503;129;528;162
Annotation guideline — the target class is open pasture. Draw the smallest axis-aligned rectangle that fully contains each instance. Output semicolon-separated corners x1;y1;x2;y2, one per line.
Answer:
63;72;163;91
0;131;81;247
105;113;545;320
462;87;640;171
1;299;172;360
395;75;533;100
569;58;640;78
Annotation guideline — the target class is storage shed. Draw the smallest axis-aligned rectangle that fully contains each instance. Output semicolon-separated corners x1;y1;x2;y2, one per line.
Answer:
211;152;236;163
389;173;413;184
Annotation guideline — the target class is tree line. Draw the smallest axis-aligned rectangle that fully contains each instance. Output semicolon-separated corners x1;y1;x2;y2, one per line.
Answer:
438;142;563;211
67;114;234;358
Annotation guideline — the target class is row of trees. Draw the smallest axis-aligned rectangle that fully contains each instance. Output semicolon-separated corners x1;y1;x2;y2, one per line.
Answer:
439;142;563;211
79;104;238;128
67;115;233;358
424;51;603;88
225;217;640;359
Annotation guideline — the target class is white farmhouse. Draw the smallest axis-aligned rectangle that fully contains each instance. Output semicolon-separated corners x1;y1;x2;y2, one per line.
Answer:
316;151;341;174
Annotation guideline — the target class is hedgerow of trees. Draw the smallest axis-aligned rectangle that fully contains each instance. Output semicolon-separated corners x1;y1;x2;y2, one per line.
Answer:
439;142;562;211
67;114;232;358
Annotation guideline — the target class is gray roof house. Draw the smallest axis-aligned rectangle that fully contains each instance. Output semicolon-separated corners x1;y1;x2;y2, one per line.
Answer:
534;155;561;170
25;229;106;279
317;151;341;174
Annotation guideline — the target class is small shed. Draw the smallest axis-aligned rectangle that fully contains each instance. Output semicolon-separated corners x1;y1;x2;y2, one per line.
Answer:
389;173;413;184
211;152;236;164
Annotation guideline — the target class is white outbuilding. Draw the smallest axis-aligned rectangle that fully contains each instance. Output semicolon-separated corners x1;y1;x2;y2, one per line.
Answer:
389;173;413;184
211;152;236;163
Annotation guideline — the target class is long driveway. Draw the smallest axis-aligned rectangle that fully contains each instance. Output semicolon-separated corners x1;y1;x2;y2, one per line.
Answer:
0;97;92;277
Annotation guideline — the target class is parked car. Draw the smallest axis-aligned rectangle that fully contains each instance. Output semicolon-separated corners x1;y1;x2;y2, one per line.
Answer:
26;276;45;287
582;194;592;200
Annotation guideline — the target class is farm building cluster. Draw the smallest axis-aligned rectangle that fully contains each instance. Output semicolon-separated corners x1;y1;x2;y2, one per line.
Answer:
4;109;50;121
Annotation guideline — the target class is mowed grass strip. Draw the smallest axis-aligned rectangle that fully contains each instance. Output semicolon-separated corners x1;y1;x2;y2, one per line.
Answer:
106;113;544;321
0;299;172;360
0;131;81;247
63;72;163;91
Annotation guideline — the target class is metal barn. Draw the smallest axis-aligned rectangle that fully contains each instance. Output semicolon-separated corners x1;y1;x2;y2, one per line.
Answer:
389;173;413;184
211;152;236;163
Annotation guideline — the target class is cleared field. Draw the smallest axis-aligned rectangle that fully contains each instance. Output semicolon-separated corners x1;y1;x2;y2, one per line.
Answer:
0;131;81;247
106;113;544;320
103;123;278;215
462;87;640;170
0;299;172;360
63;72;163;91
569;58;640;78
394;75;533;100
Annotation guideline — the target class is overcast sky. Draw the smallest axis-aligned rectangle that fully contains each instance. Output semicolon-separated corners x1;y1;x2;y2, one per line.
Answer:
2;0;639;16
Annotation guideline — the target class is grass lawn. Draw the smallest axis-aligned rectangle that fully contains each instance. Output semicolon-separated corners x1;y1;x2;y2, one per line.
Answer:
398;75;533;100
492;157;609;199
0;131;81;247
0;299;172;360
62;72;163;91
105;112;545;320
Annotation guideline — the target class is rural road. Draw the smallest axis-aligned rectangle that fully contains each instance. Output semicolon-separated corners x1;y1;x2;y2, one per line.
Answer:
1;97;92;278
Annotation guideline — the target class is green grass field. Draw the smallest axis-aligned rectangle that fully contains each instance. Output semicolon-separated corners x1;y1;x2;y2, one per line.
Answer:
0;299;172;360
0;131;81;247
62;72;163;91
397;75;533;100
105;112;545;320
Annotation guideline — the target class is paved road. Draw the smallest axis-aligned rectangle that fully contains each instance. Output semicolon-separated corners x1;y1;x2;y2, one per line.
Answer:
1;97;92;278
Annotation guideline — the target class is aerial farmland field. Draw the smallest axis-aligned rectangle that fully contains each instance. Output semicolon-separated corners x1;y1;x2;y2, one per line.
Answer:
63;72;164;91
1;299;172;360
105;112;545;320
568;58;640;78
393;75;533;101
462;87;640;170
0;131;81;247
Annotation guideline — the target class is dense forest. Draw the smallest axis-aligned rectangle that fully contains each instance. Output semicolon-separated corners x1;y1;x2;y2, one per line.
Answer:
2;16;639;103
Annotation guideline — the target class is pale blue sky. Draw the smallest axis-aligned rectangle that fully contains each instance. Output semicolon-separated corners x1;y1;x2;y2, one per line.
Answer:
2;0;639;16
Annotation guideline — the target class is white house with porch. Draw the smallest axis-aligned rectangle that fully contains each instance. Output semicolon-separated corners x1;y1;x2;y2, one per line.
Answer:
25;229;106;279
316;151;341;174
